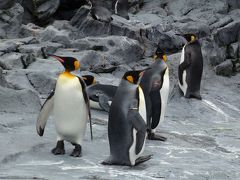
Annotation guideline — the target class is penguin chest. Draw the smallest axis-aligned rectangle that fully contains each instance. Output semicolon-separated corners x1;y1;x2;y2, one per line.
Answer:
159;68;170;124
53;76;88;140
179;45;188;95
129;87;147;165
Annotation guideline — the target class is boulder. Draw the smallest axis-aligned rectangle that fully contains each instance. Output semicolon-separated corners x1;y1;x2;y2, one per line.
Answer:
0;41;19;53
214;60;233;77
55;0;87;20
227;42;239;59
0;53;24;70
26;72;56;95
21;0;60;26
70;36;144;65
0;0;15;10
213;21;240;46
0;3;24;38
0;67;9;88
4;70;35;90
0;86;41;113
227;0;240;10
70;6;110;38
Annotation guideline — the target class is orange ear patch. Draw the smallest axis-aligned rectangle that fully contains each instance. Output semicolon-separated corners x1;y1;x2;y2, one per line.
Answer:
162;55;167;62
127;75;134;83
74;61;80;70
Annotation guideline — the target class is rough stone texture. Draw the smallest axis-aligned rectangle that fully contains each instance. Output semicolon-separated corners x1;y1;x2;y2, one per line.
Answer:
26;72;56;94
0;86;41;113
213;21;240;47
0;53;24;70
214;60;234;77
0;3;24;38
0;0;15;10
228;42;239;59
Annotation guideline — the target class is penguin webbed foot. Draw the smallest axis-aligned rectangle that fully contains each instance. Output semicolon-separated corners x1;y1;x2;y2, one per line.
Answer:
185;92;202;100
70;144;82;157
148;133;167;141
51;140;65;155
135;155;152;166
101;157;114;165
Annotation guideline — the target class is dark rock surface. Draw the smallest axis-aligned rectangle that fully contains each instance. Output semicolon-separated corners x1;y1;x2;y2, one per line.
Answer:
214;60;234;77
0;0;240;179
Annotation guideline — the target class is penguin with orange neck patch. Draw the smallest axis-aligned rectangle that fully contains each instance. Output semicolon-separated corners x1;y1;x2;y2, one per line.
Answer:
36;55;92;157
140;47;170;141
178;34;203;100
102;70;152;166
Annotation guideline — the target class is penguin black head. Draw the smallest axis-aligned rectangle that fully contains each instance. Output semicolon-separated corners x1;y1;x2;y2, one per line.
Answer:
183;34;197;43
82;75;97;86
153;47;167;62
123;70;144;84
49;55;80;72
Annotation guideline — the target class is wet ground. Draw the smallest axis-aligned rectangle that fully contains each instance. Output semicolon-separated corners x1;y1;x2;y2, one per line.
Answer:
0;66;240;180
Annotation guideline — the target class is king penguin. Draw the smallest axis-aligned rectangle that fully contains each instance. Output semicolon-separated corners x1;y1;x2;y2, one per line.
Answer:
140;47;170;141
102;70;152;166
36;55;92;157
178;34;203;100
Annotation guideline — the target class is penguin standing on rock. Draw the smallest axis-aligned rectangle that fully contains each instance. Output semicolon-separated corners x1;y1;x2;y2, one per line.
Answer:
140;47;170;141
178;34;203;100
102;70;152;166
36;55;92;157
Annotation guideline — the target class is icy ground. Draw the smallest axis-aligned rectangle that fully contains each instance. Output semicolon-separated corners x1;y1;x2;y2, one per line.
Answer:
0;65;240;180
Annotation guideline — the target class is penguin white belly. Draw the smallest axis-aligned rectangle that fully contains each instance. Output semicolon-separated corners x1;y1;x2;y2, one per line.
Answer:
129;87;147;165
160;68;170;124
53;76;88;144
179;44;188;95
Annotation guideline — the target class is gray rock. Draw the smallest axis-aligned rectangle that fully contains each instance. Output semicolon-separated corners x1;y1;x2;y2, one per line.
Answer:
227;0;240;10
27;58;63;74
25;0;60;25
0;86;41;113
214;60;233;77
201;38;227;66
26;72;56;95
0;0;15;10
134;0;166;15
70;36;144;65
0;3;24;38
0;67;9;88
38;25;71;47
18;42;63;57
213;20;240;46
235;62;240;72
0;53;24;70
0;41;18;53
55;0;86;20
70;6;110;38
210;16;233;30
4;70;35;90
228;42;239;59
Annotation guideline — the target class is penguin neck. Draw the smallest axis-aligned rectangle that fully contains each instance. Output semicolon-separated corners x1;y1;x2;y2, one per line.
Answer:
121;79;138;88
61;71;75;78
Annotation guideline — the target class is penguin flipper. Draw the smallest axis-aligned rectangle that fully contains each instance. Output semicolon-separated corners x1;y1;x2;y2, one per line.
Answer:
149;90;161;130
99;94;111;112
179;51;191;85
135;155;152;166
36;90;54;136
78;77;93;140
128;108;147;155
